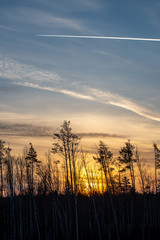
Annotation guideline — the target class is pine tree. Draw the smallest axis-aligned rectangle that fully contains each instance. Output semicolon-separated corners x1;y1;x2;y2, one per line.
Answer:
93;141;115;193
25;143;40;193
93;141;120;240
0;140;6;197
121;176;131;193
119;140;135;191
153;143;160;194
52;120;80;194
4;147;14;196
52;120;80;240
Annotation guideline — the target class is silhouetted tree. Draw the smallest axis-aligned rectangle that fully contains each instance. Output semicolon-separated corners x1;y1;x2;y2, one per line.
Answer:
0;140;5;197
37;152;56;194
135;149;145;193
52;120;80;193
25;143;41;240
93;141;115;193
93;142;120;240
52;120;80;240
119;140;135;191
153;143;160;193
4;147;16;239
121;176;131;193
15;156;25;195
2;124;160;240
114;157;126;193
4;147;14;196
25;143;40;193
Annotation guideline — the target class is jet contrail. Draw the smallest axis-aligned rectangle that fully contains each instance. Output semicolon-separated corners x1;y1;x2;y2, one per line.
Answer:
37;34;160;42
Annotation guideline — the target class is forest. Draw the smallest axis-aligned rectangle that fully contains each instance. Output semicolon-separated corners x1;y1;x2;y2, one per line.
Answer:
0;120;160;240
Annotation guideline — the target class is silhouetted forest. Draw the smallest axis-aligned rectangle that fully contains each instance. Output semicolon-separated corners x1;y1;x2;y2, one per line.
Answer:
0;120;160;240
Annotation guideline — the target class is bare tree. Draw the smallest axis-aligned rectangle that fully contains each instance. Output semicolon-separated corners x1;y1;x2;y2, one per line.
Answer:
15;156;25;195
135;149;145;193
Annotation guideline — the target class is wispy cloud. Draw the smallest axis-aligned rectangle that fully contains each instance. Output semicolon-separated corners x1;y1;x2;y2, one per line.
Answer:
14;82;95;101
14;81;160;122
86;87;160;122
4;7;86;32
0;57;62;83
94;50;131;63
0;111;34;121
0;24;16;31
73;0;102;10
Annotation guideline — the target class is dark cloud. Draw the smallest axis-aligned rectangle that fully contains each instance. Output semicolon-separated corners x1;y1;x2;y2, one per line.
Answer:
77;133;126;139
0;122;127;139
0;122;53;137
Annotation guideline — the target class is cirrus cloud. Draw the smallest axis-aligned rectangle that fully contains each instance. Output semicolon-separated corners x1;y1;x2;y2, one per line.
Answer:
14;81;160;123
0;56;62;83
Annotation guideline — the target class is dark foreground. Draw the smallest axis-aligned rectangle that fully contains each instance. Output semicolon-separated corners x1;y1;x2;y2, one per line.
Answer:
1;192;160;240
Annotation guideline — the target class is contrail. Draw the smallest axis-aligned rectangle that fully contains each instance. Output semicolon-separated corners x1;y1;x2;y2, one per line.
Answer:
37;34;160;42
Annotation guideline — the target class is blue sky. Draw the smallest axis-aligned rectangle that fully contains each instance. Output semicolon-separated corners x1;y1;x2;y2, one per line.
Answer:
1;0;160;158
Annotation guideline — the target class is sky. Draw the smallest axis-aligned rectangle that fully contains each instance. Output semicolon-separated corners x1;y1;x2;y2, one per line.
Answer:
1;0;160;163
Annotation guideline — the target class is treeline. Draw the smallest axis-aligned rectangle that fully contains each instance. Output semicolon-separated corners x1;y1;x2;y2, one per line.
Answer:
0;120;160;240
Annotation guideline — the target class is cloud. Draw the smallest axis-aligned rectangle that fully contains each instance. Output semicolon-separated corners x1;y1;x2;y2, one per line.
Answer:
0;111;36;122
86;87;160;122
14;82;95;101
0;57;62;83
94;50;132;63
72;0;102;10
0;120;126;139
14;81;160;122
0;24;16;31
0;121;53;137
4;7;85;32
77;133;126;139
